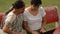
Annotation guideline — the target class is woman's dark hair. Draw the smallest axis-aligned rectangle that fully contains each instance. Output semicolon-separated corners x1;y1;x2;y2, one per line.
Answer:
5;0;25;15
31;0;42;6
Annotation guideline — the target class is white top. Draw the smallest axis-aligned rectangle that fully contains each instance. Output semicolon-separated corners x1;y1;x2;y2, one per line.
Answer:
23;7;46;30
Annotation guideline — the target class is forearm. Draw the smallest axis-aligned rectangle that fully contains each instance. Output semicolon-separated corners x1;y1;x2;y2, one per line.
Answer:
24;25;34;33
23;21;33;33
3;28;13;34
40;16;46;32
41;16;46;28
3;24;13;34
3;28;21;34
42;22;46;28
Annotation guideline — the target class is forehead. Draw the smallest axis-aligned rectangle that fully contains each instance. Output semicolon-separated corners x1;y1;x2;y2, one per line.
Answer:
17;7;25;10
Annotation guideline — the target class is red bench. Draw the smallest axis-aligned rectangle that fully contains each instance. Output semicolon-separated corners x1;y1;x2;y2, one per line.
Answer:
0;13;4;25
43;6;60;34
45;6;59;24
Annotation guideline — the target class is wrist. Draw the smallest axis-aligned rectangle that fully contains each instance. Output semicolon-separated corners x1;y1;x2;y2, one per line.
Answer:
41;26;45;28
11;31;14;34
30;30;34;33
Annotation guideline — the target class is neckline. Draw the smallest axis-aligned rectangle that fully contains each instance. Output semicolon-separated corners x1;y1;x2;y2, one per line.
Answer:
27;7;40;17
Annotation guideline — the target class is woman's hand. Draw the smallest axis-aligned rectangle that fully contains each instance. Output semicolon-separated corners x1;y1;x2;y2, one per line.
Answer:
12;32;24;34
40;27;46;32
32;31;39;34
19;32;24;34
12;31;17;34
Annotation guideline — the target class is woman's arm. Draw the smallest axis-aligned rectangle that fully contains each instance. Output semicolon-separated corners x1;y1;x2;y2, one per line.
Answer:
3;23;13;34
23;21;34;33
3;23;23;34
3;13;17;34
42;16;46;28
40;16;46;32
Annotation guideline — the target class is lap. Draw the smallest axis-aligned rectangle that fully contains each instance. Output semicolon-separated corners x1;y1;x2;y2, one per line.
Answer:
0;29;8;34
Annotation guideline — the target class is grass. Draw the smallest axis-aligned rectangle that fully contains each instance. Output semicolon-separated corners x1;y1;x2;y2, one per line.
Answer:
45;23;55;31
0;0;16;12
0;0;60;31
0;0;60;12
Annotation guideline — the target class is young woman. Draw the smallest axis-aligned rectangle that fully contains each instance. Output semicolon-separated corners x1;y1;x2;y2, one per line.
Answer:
23;0;46;34
3;0;25;34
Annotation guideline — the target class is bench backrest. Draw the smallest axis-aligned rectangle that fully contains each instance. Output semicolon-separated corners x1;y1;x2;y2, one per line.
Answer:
0;13;4;24
45;6;59;24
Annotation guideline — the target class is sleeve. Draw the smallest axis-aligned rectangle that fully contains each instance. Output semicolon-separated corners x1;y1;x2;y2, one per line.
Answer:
5;14;16;28
40;7;46;17
23;11;28;21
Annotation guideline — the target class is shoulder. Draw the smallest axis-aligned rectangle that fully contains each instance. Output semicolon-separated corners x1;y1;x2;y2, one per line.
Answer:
23;7;29;15
5;12;16;22
5;12;16;24
39;6;46;17
39;6;45;13
6;12;16;18
39;6;45;11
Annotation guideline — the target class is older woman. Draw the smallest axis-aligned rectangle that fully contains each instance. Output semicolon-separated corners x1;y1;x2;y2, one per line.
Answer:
3;0;25;34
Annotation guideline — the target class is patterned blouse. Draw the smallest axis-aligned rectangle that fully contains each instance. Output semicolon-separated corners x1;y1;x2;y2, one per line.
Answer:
4;12;23;32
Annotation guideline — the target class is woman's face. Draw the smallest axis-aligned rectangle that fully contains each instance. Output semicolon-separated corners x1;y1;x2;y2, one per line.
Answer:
17;7;25;14
32;5;39;10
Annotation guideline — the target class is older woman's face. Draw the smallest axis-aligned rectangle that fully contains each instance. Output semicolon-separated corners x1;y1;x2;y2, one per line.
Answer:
17;7;25;14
